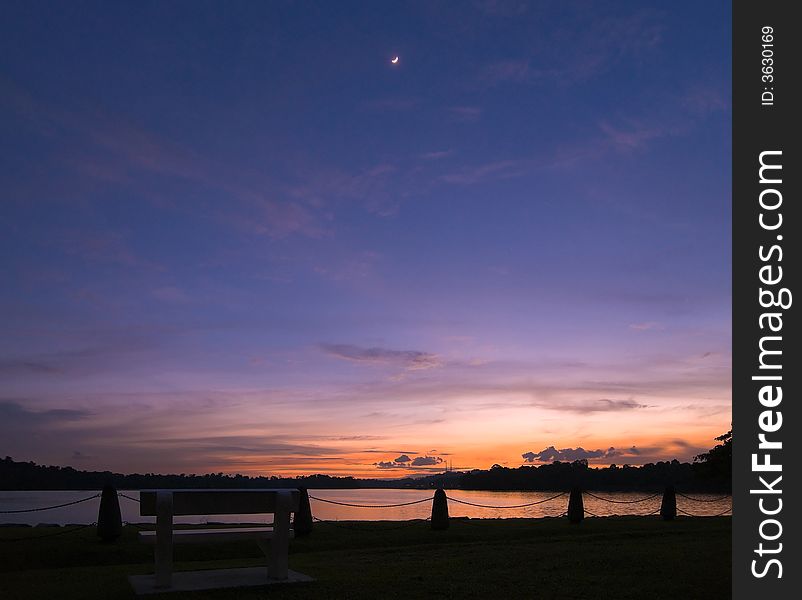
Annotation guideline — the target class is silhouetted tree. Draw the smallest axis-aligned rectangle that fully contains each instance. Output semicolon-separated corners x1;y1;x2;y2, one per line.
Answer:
693;430;732;483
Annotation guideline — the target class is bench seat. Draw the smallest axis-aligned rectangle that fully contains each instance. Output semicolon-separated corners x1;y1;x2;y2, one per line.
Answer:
135;489;300;589
138;526;295;544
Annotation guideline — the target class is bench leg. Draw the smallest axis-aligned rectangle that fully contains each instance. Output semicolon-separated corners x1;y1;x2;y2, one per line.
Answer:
257;537;290;580
266;490;291;580
154;491;174;588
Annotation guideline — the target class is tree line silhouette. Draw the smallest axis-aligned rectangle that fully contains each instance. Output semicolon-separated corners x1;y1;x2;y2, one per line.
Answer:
1;431;731;493
460;458;729;492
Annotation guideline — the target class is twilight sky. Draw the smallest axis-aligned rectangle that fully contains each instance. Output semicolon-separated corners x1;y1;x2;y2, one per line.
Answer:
0;1;731;477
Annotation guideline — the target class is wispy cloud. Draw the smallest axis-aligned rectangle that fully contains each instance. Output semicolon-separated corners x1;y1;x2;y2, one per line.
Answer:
362;97;420;112
2;78;330;240
312;251;382;282
598;120;674;151
317;351;730;416
681;84;730;116
289;164;401;217
475;10;664;88
473;0;529;17
629;321;665;331
129;435;344;459
440;158;536;185
439;76;719;187
447;106;482;122
57;230;158;269
419;150;453;160
319;344;442;371
478;60;534;86
150;286;191;304
223;198;330;239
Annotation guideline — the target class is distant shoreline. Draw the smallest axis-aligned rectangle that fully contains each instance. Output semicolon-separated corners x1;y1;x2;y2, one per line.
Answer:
1;456;731;493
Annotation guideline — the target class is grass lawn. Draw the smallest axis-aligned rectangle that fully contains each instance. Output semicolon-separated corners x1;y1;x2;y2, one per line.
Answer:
0;516;730;599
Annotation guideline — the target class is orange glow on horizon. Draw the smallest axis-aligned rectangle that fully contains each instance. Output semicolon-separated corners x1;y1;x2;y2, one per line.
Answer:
190;426;729;480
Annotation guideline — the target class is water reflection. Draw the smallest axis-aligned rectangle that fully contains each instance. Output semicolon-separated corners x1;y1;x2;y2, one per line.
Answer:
307;489;731;521
0;489;732;525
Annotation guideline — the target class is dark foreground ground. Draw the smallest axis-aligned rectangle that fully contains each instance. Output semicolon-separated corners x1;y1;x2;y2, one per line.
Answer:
1;516;730;600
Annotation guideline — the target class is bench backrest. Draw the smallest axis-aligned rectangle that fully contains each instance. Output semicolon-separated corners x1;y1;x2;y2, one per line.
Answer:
139;489;300;516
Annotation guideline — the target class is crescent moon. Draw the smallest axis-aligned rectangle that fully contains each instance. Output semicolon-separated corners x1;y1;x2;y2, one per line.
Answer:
391;56;399;64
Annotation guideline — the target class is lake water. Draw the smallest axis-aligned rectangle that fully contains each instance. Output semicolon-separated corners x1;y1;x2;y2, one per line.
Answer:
0;489;732;525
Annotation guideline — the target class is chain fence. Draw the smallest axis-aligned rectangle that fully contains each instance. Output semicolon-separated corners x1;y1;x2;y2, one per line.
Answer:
583;491;660;504
0;488;732;543
307;495;431;508
305;490;730;519
0;494;100;514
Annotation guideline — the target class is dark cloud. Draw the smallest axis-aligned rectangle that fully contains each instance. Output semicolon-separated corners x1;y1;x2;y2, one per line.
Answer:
539;398;647;413
374;454;445;469
0;332;169;380
319;344;441;370
522;446;619;463
0;349;102;378
595;399;647;411
0;401;92;425
520;442;704;465
0;360;61;375
374;461;406;469
411;456;444;466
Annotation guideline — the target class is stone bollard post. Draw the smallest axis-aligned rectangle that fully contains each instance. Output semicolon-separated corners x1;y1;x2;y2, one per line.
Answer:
567;487;584;524
660;485;677;521
97;484;122;542
431;488;449;530
293;487;313;537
